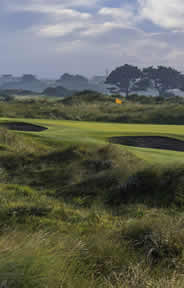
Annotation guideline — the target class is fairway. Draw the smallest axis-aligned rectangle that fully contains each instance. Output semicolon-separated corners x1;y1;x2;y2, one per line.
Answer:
1;118;184;164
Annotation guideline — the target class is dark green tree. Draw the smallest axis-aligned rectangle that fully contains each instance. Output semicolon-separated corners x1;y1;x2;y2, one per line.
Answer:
141;66;183;96
106;64;142;97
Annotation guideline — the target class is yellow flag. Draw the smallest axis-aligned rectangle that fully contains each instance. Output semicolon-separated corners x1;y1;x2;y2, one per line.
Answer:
115;98;122;104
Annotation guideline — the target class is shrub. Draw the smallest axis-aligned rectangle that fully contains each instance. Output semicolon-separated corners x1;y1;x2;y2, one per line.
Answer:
118;166;184;208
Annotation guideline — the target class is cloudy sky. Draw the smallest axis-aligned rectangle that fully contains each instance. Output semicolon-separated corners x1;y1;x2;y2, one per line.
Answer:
1;0;184;78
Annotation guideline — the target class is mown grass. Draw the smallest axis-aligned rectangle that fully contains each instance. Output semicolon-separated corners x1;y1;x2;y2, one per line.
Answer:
1;117;184;164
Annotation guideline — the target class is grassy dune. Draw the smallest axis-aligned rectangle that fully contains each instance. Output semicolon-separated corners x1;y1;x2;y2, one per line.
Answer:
0;120;183;286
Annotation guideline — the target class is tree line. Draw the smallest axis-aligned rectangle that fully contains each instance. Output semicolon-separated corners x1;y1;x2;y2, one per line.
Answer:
106;64;184;97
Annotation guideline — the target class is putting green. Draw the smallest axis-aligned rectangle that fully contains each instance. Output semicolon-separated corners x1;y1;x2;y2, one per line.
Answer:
1;118;184;164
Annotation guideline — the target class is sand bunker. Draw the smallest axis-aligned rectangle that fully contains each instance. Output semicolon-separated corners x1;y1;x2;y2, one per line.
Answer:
0;122;48;132
110;136;184;152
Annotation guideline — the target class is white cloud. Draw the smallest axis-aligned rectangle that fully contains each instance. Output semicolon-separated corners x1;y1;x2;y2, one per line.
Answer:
38;23;85;37
1;0;184;76
99;6;136;25
6;0;138;38
7;2;92;19
138;0;184;30
37;5;137;38
81;22;125;37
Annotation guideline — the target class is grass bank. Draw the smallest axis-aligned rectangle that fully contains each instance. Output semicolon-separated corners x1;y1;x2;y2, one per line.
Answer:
0;127;183;286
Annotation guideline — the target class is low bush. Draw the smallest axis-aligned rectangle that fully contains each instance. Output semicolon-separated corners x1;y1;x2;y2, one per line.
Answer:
116;166;184;208
2;96;184;124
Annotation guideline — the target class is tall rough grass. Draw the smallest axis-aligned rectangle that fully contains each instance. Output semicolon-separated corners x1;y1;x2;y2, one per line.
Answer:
0;131;183;286
1;97;184;124
0;128;49;154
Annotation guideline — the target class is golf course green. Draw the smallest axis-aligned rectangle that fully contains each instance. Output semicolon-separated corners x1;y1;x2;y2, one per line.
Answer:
1;118;184;164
